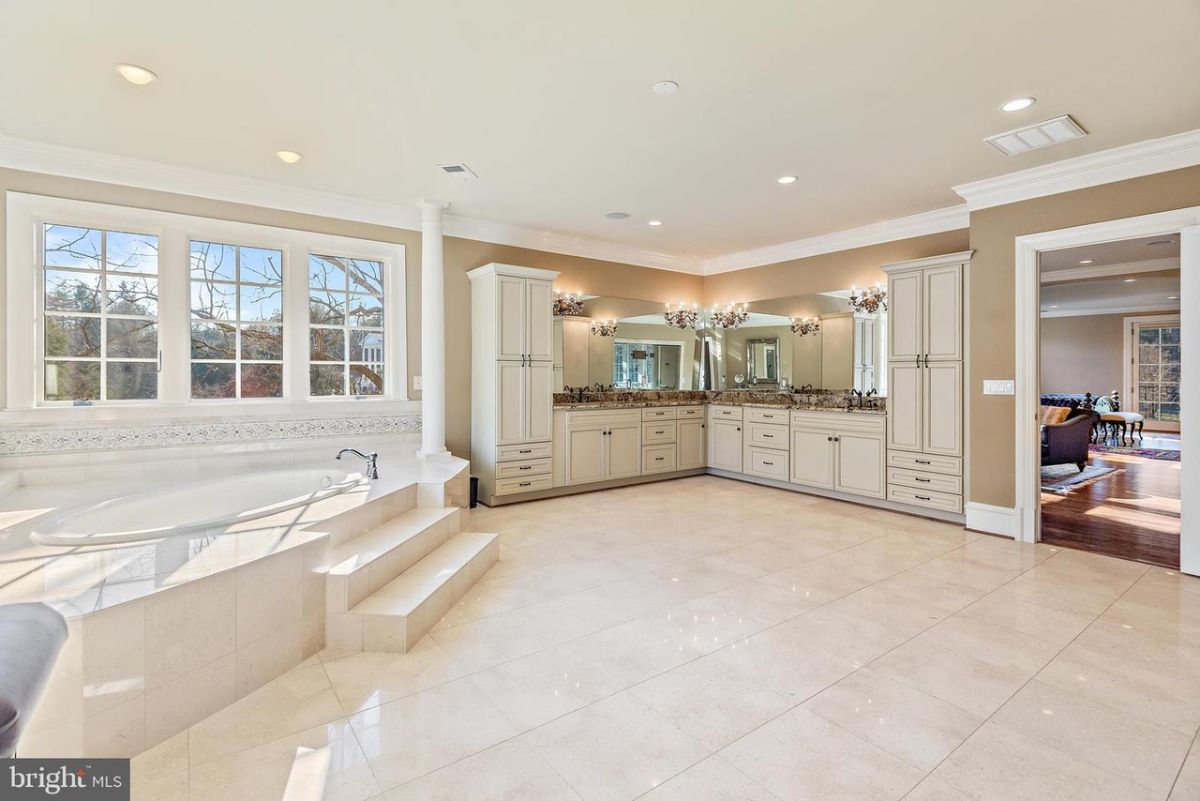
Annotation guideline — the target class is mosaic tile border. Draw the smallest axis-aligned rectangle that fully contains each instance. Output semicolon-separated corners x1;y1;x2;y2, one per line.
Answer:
0;413;422;456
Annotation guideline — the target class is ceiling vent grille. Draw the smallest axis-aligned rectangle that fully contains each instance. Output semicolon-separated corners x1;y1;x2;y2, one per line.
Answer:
437;163;478;179
984;114;1087;156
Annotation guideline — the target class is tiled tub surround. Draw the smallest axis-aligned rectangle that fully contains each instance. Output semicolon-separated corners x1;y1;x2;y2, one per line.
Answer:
0;446;475;759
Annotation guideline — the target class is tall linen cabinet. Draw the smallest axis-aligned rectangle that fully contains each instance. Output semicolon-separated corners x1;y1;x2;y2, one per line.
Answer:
884;251;971;515
469;263;559;505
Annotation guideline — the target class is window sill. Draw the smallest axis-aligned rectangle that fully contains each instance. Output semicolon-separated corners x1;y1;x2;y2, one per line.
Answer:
0;397;419;427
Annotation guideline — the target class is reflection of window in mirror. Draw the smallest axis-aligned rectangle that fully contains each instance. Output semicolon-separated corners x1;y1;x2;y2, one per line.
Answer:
612;341;683;389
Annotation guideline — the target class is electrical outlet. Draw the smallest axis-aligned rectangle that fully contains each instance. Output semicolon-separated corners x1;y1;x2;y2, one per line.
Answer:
413;376;423;390
983;379;1015;395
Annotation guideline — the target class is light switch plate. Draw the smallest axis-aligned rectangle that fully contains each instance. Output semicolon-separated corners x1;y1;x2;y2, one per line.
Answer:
983;379;1015;395
413;376;423;390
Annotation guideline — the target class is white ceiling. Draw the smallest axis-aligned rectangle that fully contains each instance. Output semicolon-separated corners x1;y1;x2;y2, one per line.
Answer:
1040;235;1182;272
1041;271;1180;316
1;0;1198;263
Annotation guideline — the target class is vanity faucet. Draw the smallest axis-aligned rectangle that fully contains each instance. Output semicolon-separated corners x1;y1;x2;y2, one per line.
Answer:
336;448;379;479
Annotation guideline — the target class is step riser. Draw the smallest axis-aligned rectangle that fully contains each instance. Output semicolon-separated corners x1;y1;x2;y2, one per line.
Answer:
361;536;499;652
325;484;418;549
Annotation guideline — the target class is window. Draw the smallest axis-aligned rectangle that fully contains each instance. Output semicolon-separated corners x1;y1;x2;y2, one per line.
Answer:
308;254;385;397
190;241;285;399
1135;322;1181;423
42;224;159;402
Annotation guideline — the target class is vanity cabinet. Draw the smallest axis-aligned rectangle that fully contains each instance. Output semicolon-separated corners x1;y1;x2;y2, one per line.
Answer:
564;409;641;485
789;410;885;498
469;263;560;504
884;251;970;514
707;406;743;472
677;413;706;470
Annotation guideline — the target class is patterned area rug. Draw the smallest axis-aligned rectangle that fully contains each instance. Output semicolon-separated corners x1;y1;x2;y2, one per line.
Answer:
1041;463;1122;494
1089;444;1181;462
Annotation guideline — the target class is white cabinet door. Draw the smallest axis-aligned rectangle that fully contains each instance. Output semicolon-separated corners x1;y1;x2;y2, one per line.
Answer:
708;419;743;472
923;361;963;456
790;428;834;489
923;264;963;361
606;422;642;479
835;433;885;498
525;362;554;443
677;418;706;469
496;275;527;362
887;270;923;362
887;363;923;453
496;362;526;445
565;427;605;485
525;279;555;362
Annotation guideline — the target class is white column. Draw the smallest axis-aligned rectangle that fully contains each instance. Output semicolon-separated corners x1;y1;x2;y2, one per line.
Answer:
417;199;451;460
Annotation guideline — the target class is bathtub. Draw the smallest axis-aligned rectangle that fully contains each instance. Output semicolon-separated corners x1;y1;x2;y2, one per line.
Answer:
31;467;361;546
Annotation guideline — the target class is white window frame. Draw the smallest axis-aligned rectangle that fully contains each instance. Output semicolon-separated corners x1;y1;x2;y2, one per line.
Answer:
4;192;408;422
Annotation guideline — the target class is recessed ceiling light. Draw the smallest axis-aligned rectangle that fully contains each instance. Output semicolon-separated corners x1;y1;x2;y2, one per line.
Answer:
605;211;630;220
1000;96;1036;112
1078;259;1094;265
1123;278;1137;283
651;80;679;95
648;220;663;226
275;150;303;164
777;175;798;185
115;63;157;85
1148;239;1174;246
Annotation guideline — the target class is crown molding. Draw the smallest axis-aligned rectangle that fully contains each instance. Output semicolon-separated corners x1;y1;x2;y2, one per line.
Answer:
0;134;705;275
701;205;969;276
1040;257;1179;284
953;128;1200;212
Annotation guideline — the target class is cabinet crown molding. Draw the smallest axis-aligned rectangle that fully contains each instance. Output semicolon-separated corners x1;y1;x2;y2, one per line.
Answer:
881;250;974;274
466;262;561;282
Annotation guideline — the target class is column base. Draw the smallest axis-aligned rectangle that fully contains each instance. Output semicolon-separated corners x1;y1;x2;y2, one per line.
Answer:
417;447;452;462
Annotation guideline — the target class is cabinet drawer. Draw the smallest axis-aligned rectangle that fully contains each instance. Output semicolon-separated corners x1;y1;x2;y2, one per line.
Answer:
746;407;789;424
887;467;962;494
642;407;678;421
746;422;788;448
888;484;962;513
791;410;886;434
496;458;552;479
497;442;552;462
496;474;553;495
746;446;789;481
642;421;677;444
709;405;743;421
676;406;704;418
566;409;641;430
886;451;962;476
642;444;677;474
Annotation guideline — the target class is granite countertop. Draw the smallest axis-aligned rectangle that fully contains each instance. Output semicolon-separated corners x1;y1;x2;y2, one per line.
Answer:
553;390;886;415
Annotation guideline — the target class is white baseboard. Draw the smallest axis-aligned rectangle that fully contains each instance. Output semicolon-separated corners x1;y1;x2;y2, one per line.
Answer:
965;502;1017;538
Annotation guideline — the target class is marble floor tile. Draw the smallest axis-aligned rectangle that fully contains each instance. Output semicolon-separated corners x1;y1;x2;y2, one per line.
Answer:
523;691;709;801
1171;733;1200;801
348;678;517;790
378;739;582;801
321;639;465;714
570;617;710;687
639;755;780;801
721;706;925;801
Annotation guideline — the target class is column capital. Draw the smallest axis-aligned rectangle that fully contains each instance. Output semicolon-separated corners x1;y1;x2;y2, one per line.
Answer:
416;199;450;223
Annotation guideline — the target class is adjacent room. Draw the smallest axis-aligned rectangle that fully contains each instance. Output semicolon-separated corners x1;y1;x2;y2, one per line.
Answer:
0;2;1198;801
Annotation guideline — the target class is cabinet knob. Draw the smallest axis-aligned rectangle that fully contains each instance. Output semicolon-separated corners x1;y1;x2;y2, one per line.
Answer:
827;436;833;441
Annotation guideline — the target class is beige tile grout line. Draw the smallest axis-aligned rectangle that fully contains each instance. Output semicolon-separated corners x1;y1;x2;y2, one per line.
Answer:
1167;729;1200;800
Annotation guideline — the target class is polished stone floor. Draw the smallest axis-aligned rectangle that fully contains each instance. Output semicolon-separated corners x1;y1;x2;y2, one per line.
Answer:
129;476;1200;801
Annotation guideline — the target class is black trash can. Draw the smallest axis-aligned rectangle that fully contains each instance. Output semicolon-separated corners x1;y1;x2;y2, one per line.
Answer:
469;475;479;508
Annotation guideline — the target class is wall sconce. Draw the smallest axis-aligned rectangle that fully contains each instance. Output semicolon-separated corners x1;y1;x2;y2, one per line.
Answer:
663;302;700;330
791;316;820;336
591;319;617;337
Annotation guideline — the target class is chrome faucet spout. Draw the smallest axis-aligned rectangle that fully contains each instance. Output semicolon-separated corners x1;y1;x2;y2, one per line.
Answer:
336;448;379;479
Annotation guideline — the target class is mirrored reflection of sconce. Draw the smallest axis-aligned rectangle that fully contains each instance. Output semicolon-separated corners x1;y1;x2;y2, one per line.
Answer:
790;316;820;336
709;303;749;329
663;302;700;330
553;290;585;317
848;285;887;317
591;319;617;337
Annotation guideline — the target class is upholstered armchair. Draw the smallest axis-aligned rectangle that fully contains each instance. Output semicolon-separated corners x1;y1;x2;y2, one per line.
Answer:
1041;413;1097;471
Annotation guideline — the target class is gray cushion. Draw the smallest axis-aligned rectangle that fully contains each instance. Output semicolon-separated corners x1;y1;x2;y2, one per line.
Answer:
0;603;68;757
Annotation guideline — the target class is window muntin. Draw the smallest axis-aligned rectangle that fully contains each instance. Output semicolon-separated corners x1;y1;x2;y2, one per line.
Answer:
42;224;159;402
308;254;385;397
190;241;284;399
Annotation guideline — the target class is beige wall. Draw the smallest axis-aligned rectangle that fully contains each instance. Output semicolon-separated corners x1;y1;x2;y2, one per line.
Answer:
1040;312;1155;397
0;168;702;459
969;165;1200;508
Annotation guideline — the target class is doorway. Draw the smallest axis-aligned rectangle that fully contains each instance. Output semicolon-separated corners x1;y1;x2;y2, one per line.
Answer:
1014;207;1200;576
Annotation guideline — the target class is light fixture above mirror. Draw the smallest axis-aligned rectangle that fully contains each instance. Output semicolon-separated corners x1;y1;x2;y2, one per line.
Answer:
848;285;887;318
553;290;585;316
591;319;617;337
710;303;749;329
663;302;700;330
791;316;821;336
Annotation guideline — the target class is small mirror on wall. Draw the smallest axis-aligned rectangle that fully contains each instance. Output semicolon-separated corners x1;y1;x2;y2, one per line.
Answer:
746;337;780;385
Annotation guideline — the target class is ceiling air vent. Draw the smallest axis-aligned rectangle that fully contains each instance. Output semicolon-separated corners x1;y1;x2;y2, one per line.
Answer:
436;163;478;179
984;114;1087;156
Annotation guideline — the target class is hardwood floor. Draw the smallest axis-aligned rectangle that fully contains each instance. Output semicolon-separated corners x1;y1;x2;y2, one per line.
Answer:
1040;436;1180;568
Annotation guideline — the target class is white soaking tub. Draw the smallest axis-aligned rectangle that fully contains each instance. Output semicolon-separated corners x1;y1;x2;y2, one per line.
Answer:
31;468;361;546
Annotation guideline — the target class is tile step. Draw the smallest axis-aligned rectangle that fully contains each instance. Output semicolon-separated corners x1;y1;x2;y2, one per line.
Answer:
327;506;461;578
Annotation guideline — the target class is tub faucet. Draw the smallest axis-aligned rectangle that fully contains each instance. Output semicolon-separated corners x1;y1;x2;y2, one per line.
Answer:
336;448;379;479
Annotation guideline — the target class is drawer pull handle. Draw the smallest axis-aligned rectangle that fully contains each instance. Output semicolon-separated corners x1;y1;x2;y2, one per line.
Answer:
763;433;774;438
519;482;532;487
916;459;931;464
915;477;930;483
655;456;664;461
519;466;533;470
655;430;664;434
916;495;931;501
519;449;532;454
763;460;774;466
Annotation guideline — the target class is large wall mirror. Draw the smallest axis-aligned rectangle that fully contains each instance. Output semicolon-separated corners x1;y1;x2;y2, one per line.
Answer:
553;287;887;394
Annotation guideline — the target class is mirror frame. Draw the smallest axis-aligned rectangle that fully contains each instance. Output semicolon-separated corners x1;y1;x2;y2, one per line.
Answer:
746;336;781;385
